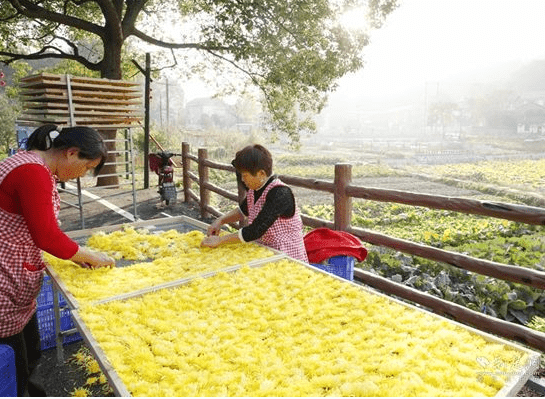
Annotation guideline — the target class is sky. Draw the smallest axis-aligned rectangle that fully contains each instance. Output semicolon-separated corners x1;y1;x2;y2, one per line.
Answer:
182;0;545;104
333;0;545;101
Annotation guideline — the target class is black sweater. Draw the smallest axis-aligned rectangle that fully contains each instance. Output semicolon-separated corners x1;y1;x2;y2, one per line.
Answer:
239;176;296;242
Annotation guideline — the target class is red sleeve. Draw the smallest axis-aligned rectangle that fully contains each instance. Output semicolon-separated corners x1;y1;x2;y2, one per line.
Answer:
3;165;79;259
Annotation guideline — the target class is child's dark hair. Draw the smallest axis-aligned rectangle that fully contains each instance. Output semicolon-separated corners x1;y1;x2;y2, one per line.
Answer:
232;144;273;176
26;124;108;176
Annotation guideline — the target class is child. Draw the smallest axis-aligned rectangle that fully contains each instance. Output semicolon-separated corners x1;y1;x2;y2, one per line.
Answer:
201;144;308;262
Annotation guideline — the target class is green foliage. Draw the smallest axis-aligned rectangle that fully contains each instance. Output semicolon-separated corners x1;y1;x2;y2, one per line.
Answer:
276;157;402;178
42;54;141;81
302;204;335;220
0;94;19;154
411;159;545;206
276;154;347;167
133;126;180;154
359;245;545;325
208;168;233;187
528;316;545;333
45;60;101;79
198;128;265;162
1;61;32;98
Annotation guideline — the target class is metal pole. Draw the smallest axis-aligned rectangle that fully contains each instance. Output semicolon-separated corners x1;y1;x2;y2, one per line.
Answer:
144;53;151;189
129;128;138;219
166;77;170;130
65;74;85;229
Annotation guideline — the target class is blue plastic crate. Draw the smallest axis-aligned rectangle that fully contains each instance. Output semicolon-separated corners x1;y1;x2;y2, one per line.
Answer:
311;255;355;281
37;276;67;308
0;344;17;397
36;304;82;350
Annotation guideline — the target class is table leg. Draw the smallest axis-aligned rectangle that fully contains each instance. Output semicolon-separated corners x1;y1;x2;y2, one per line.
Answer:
52;285;64;363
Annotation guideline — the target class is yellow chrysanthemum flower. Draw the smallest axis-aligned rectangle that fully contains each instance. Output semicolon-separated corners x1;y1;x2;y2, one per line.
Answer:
70;387;91;397
44;228;274;305
78;259;530;397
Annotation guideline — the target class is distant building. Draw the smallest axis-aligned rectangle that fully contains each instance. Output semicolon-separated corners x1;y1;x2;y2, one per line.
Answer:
514;102;545;134
183;97;237;129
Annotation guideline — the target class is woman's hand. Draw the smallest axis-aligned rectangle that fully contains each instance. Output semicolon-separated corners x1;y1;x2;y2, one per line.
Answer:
71;247;115;269
84;252;115;269
201;235;222;248
207;218;223;236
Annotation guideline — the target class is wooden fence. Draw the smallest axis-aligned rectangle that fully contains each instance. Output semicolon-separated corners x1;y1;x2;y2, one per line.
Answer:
180;142;545;353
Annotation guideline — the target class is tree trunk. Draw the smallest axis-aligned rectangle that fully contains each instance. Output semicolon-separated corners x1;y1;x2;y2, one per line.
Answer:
96;37;124;187
96;129;119;187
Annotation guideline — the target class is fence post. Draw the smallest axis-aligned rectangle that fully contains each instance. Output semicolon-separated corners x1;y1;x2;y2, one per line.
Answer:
198;148;210;218
334;163;352;231
181;142;191;203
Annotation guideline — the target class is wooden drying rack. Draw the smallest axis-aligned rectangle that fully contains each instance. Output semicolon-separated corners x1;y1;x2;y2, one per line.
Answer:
18;73;143;128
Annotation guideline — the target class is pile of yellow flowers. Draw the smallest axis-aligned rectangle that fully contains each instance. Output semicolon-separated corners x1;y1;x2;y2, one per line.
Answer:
44;227;274;305
69;346;113;397
78;259;529;397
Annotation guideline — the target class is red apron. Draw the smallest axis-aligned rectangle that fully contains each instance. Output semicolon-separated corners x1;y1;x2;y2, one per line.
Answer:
0;151;60;337
247;179;309;263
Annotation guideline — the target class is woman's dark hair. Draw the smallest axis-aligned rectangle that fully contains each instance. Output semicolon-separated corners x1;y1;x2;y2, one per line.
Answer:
26;124;108;176
231;144;273;176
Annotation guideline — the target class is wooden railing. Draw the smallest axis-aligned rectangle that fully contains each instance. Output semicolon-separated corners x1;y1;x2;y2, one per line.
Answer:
180;142;545;352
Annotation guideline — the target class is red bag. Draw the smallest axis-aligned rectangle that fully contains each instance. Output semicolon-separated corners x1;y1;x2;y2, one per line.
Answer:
304;228;368;264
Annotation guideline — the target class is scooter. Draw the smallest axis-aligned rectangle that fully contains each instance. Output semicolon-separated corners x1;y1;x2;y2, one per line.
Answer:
149;151;179;206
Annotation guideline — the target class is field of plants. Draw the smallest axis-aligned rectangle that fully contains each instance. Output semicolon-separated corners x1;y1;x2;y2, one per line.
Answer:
208;155;545;333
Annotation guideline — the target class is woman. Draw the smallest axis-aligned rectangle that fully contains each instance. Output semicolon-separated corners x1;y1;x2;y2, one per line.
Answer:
0;124;115;396
201;144;308;262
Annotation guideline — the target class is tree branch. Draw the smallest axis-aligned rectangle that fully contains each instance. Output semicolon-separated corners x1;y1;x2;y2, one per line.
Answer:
113;0;125;15
205;49;274;111
130;27;230;51
0;47;100;70
67;0;100;6
7;0;104;37
93;0;121;21
92;0;124;43
122;0;147;37
51;34;80;53
154;49;178;72
0;7;19;22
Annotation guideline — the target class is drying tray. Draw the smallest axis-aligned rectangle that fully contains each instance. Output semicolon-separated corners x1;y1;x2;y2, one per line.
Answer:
70;256;541;397
45;215;284;309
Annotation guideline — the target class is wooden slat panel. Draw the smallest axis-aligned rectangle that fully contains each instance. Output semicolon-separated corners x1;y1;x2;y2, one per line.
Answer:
21;88;141;101
22;108;142;116
18;116;141;125
24;102;141;112
17;116;67;124
20;90;141;101
20;73;140;89
21;94;142;106
72;117;141;124
19;108;142;116
21;80;141;94
18;113;142;123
